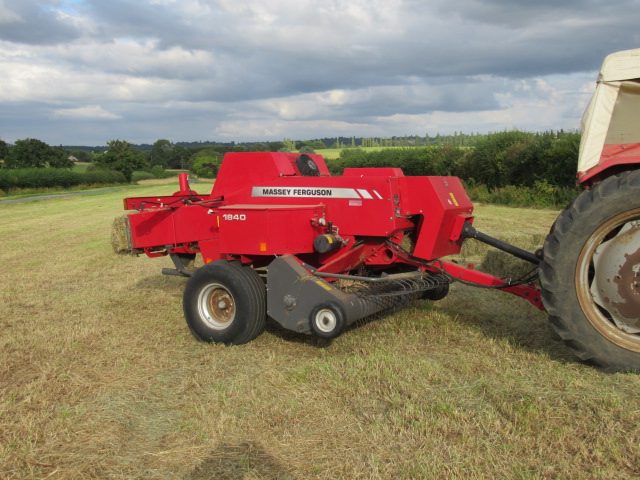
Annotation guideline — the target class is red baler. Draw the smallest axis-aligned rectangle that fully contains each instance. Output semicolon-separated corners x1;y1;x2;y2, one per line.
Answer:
121;152;542;344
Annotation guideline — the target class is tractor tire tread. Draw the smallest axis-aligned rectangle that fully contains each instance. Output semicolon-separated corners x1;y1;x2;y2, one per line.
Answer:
539;170;640;372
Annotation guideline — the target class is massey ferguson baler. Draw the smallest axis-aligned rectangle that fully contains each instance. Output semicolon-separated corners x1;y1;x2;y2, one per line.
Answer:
121;49;640;372
121;151;542;345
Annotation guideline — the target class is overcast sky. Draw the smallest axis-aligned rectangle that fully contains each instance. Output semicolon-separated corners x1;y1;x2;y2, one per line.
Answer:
0;0;638;146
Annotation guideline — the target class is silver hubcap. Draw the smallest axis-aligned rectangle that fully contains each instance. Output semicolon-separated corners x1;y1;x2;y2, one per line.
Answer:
314;308;337;333
198;283;235;330
591;220;640;333
577;208;640;351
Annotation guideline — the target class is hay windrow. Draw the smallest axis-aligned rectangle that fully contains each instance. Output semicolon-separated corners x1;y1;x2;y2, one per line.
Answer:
479;250;537;280
461;233;543;280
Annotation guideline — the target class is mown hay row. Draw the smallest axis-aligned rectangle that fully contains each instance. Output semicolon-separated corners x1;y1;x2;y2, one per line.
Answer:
460;233;545;280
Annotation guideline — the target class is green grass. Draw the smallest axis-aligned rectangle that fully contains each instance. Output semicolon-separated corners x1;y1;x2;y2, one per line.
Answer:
1;187;639;479
71;162;91;173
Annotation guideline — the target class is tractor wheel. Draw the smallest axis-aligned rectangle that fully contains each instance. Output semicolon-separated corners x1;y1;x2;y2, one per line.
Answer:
183;260;266;345
309;302;346;339
539;170;640;372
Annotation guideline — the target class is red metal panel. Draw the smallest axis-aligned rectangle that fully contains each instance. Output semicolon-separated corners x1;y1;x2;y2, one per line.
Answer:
577;143;640;184
211;152;330;199
217;204;325;255
128;206;217;250
343;167;404;177
128;209;176;249
398;176;474;260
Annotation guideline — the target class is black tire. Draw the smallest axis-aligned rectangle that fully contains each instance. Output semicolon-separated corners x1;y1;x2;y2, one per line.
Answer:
422;274;450;301
309;302;346;339
539;170;640;372
183;260;266;345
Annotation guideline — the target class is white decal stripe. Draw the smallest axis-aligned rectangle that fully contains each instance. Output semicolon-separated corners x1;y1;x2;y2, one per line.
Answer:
251;186;361;199
357;189;373;199
373;190;383;199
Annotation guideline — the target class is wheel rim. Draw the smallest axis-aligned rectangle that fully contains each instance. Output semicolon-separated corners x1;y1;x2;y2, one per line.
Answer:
314;308;337;333
197;283;235;330
577;208;640;351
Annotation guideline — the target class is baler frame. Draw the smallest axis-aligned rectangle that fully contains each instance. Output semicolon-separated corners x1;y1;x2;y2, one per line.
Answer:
121;152;543;344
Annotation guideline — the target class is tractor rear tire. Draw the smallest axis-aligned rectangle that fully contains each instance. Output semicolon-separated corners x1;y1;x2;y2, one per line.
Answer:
539;170;640;372
183;260;266;345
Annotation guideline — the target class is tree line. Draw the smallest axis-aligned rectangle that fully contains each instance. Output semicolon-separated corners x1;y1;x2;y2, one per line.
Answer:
333;130;580;189
0;130;580;193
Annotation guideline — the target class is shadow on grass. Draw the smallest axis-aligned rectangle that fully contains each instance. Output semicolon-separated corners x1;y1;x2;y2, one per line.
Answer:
264;319;334;348
432;285;580;366
187;441;297;480
263;308;399;349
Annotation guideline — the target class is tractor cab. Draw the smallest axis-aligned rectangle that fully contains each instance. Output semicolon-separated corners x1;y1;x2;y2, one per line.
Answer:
578;48;640;184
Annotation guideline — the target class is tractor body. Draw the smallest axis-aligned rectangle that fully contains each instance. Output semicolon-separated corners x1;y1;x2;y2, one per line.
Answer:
538;48;640;372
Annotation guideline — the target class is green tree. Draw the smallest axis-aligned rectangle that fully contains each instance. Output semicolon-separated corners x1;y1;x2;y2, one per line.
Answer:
4;139;73;169
0;139;9;166
192;155;222;178
48;146;74;169
299;145;315;154
150;139;173;168
281;138;296;152
167;145;192;170
5;138;45;168
67;149;92;163
541;132;580;186
95;140;147;182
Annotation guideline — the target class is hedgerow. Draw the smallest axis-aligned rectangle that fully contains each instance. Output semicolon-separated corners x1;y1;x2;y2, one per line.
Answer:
0;168;126;191
331;130;581;207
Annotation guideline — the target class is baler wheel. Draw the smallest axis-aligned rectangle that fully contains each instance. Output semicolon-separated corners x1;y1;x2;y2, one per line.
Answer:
422;274;450;301
183;260;266;345
309;302;346;339
540;170;640;372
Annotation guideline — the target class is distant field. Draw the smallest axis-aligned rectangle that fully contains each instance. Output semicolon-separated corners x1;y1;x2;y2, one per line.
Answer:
1;187;639;479
71;161;91;173
315;146;410;160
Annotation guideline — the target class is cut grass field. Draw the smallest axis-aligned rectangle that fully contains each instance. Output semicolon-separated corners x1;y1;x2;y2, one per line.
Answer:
1;185;639;479
315;147;410;160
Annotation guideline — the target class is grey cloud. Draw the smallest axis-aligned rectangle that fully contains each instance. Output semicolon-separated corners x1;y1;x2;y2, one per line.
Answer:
0;0;637;144
0;0;82;44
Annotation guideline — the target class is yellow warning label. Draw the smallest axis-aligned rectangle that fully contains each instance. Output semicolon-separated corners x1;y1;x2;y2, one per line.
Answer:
449;192;459;207
315;280;333;291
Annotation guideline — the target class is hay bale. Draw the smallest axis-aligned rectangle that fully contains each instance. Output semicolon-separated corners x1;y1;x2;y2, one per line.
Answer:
459;232;544;280
479;250;537;280
111;215;132;254
459;239;490;260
